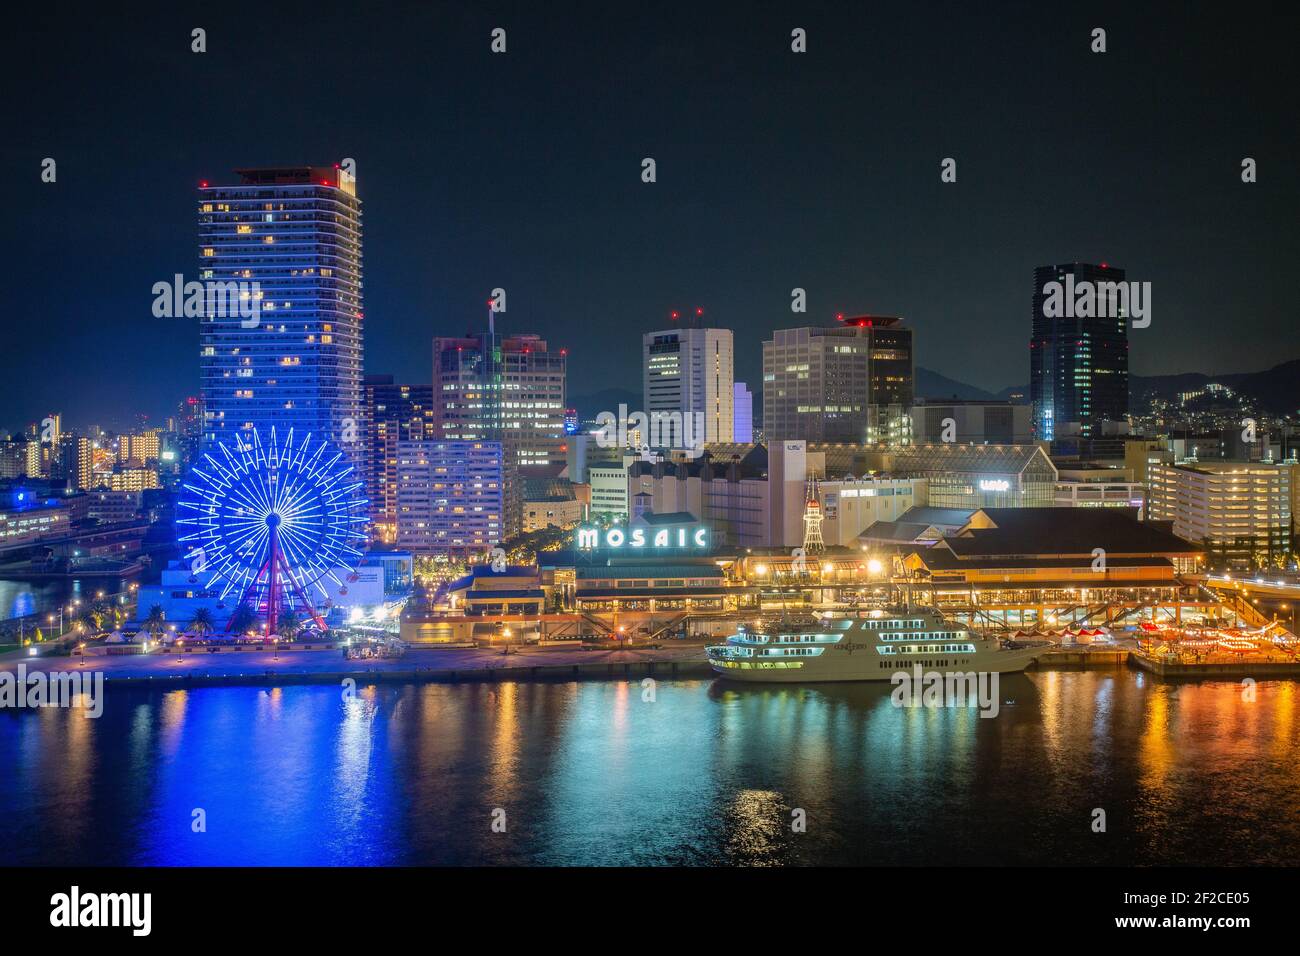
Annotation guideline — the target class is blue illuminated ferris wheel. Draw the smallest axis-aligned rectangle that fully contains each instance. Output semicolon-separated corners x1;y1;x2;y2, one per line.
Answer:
176;428;368;632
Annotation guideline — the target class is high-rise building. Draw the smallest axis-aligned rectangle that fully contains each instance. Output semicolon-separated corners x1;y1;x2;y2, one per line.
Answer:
433;328;567;538
198;165;363;454
762;316;913;443
0;438;41;479
1030;263;1130;442
117;429;162;464
365;375;436;543
733;382;753;443
52;434;94;490
642;325;734;445
395;440;504;556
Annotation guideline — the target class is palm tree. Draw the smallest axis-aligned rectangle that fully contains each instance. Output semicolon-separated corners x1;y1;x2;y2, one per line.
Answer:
227;603;257;636
143;604;167;639
188;607;215;637
276;609;302;640
77;606;103;637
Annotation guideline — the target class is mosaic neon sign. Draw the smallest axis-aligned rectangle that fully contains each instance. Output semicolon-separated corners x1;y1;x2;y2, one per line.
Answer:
576;526;708;550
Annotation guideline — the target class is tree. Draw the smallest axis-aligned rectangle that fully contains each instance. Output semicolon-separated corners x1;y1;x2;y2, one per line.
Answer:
189;607;215;636
276;609;302;640
227;603;257;636
143;604;167;638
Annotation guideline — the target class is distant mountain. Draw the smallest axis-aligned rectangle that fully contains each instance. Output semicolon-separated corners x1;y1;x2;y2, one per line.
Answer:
975;359;1300;415
915;368;1000;402
573;360;1300;423
1130;360;1300;415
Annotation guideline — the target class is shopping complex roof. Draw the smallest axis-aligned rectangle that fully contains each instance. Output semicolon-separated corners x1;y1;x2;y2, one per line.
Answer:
943;507;1200;558
891;443;1057;477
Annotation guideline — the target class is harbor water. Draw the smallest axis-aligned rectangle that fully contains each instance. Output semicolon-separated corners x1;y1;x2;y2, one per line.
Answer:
2;669;1298;866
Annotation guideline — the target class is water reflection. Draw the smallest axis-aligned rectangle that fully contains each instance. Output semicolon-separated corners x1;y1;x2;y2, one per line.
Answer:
1;670;1298;866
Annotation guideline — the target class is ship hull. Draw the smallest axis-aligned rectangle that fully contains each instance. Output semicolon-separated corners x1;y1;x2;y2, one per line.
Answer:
707;643;1045;683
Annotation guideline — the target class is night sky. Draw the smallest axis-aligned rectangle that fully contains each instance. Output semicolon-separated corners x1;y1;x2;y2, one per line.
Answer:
5;0;1297;434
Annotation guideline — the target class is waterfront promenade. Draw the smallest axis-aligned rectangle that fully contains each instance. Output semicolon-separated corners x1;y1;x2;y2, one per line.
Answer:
0;642;717;686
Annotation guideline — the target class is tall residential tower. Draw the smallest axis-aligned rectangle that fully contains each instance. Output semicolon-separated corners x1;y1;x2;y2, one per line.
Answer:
198;165;363;453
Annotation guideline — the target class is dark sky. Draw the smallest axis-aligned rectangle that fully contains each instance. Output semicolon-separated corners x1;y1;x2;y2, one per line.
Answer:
5;0;1298;433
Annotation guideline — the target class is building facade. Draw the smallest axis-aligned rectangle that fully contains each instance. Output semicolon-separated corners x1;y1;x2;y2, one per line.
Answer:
1030;262;1129;442
911;401;1032;445
395;440;504;556
364;376;436;543
433;330;566;537
733;381;753;443
890;444;1059;510
762;316;913;443
1147;460;1292;569
642;326;734;445
198;166;363;454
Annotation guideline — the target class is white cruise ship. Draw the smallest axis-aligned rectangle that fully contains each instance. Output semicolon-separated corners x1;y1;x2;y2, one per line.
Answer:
705;608;1048;683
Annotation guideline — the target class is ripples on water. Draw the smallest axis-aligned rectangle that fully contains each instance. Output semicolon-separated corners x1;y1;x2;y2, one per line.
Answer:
1;671;1298;866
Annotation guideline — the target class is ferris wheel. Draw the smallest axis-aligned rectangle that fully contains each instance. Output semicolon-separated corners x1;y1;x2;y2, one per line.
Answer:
176;428;369;632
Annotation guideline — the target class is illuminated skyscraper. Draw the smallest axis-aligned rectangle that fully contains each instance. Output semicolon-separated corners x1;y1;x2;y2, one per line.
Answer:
198;166;363;454
642;323;734;446
1030;263;1129;442
762;316;913;444
433;327;567;538
364;375;437;543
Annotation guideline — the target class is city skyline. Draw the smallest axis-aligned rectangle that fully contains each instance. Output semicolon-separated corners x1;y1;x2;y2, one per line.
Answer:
6;3;1298;433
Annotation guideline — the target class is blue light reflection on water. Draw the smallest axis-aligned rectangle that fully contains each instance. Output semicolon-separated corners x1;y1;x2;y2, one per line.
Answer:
2;672;1299;866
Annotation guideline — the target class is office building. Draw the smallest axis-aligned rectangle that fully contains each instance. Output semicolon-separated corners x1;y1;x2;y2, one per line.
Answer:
198;165;363;454
642;325;734;446
762;316;914;443
433;329;567;537
1030;263;1129;441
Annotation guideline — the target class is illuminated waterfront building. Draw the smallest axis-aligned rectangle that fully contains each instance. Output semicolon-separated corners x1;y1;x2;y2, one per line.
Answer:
395;440;504;556
762;316;913;444
1030;263;1129;442
903;507;1207;630
642;324;734;446
198;166;363;453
